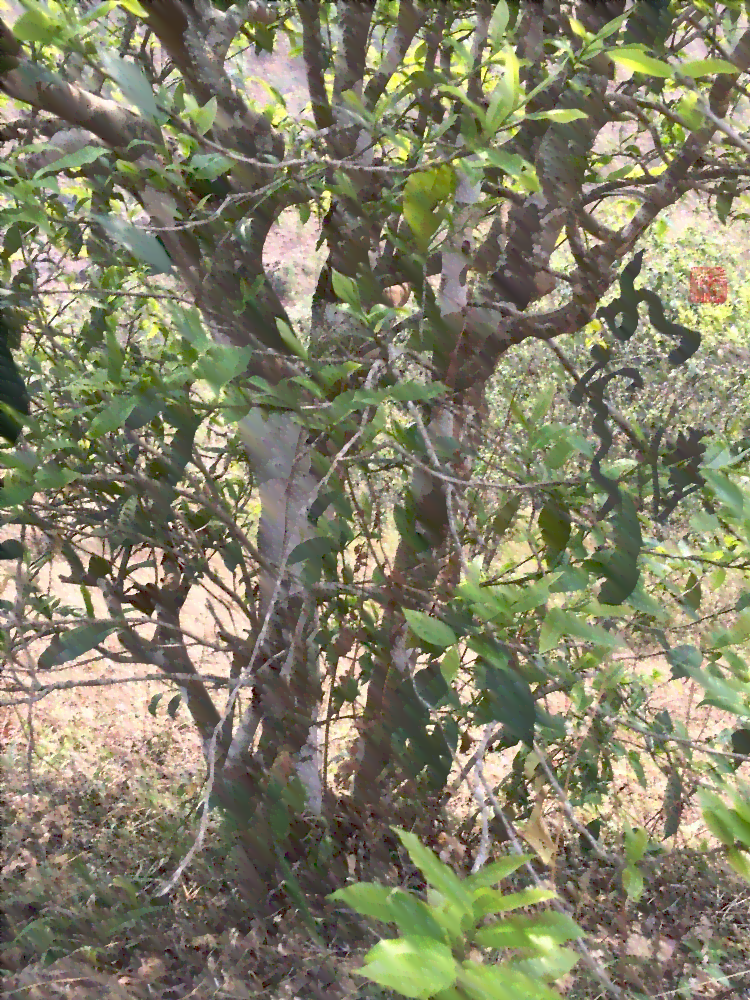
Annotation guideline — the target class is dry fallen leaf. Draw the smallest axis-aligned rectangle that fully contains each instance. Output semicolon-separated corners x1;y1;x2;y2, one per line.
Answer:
520;786;557;865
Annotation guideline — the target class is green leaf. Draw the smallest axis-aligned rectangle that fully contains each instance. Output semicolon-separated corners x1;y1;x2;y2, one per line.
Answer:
171;304;211;352
195;344;253;393
275;318;308;360
485;52;517;133
488;1;510;50
676;58;739;78
607;47;674;77
473;911;584;951
458;962;561;1000
530;387;555;425
513;948;580;983
329;884;446;941
101;52;159;122
403;166;456;252
731;728;750;760
440;647;460;683
678;662;746;715
360;936;458;1000
682;572;701;612
329;882;395;922
481;149;540;192
471;887;556;919
0;319;29;444
394;828;474;917
35;465;80;492
116;0;149;15
288;536;337;566
592;11;629;42
700;792;737;846
34;144;108;178
88;396;137;439
539;500;571;567
727;847;750;882
191;96;218;135
568;17;589;38
539;608;622;654
471;645;535;745
12;10;58;43
465;856;532;890
667;644;702;680
622;863;644;901
80;1;119;24
95;215;174;274
674;92;705;130
0;539;24;560
331;270;361;308
624;826;648;864
491;495;521;539
526;109;589;123
703;469;744;519
404;610;457;650
38;623;118;670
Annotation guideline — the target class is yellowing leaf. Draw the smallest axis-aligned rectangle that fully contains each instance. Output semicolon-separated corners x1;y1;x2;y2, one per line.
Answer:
569;18;589;38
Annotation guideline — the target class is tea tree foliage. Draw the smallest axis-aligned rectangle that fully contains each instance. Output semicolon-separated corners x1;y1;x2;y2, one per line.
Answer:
2;0;750;928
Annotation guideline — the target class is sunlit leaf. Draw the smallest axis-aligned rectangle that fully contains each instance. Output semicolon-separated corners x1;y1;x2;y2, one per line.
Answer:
607;47;674;77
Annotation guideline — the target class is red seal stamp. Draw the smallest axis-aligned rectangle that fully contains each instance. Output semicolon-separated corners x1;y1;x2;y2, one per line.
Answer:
689;266;727;304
